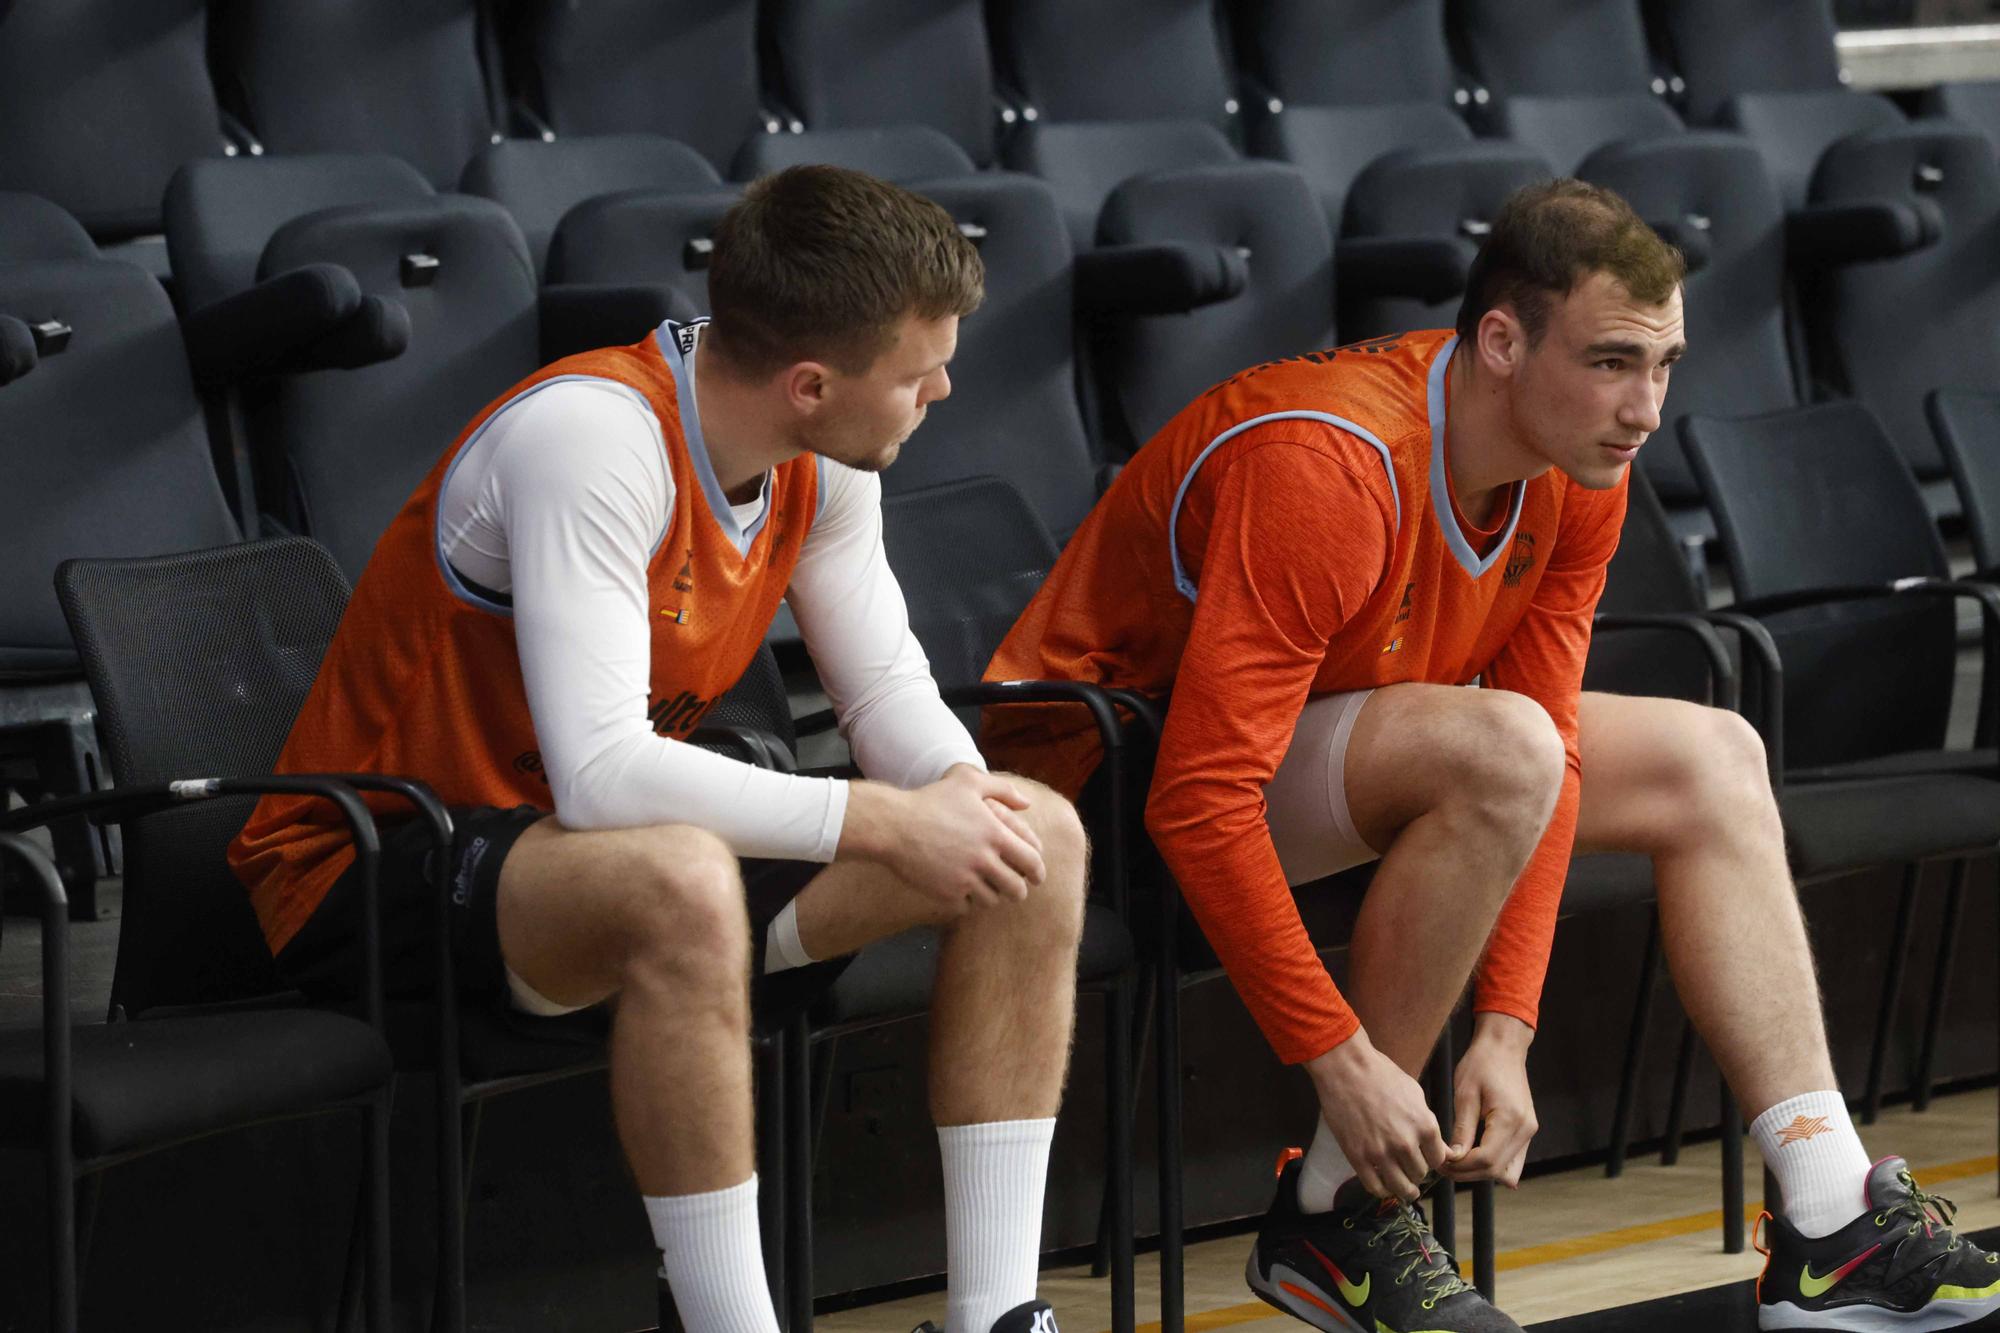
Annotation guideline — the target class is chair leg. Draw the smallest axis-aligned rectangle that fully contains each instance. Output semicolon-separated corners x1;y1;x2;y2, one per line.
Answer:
1913;860;1970;1114
26;716;108;922
1471;1181;1496;1302
785;1016;814;1333
1426;1021;1456;1258
1607;922;1662;1179
1864;864;1923;1126
48;1165;77;1333
1660;1021;1697;1166
755;1033;788;1327
432;1080;467;1333
1156;965;1185;1333
1103;977;1136;1333
1721;1086;1744;1254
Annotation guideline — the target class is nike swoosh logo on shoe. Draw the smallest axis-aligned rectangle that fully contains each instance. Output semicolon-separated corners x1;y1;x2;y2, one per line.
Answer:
1800;1245;1880;1298
1304;1240;1371;1306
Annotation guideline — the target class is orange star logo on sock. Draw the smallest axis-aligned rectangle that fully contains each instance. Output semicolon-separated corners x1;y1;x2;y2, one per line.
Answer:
1777;1115;1832;1145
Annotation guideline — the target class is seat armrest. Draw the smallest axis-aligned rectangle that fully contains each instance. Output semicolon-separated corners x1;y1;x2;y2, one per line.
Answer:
1788;198;1942;267
1075;242;1248;317
181;264;411;386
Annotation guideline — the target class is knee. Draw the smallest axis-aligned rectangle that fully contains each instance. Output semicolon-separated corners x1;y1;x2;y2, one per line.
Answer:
1452;691;1567;841
1680;707;1779;833
622;827;750;994
995;778;1089;947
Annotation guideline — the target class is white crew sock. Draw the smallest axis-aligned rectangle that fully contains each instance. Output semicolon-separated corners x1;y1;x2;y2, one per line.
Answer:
646;1176;781;1333
1297;1115;1355;1214
764;898;814;974
940;1118;1056;1333
1752;1091;1874;1238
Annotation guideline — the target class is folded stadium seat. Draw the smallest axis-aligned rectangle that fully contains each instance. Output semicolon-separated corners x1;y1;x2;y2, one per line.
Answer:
1801;122;1997;520
749;0;998;180
1650;0;1904;208
508;0;779;176
1683;400;2000;1124
1451;0;1685;174
701;480;1141;1331
1575;134;1800;546
543;184;741;325
0;193;244;920
0;0;230;273
208;0;505;191
1235;0;1479;234
1335;141;1552;340
459;134;724;278
990;0;1246;248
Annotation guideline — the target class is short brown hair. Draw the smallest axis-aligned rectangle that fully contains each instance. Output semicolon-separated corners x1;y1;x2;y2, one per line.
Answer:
1454;179;1685;344
705;165;985;378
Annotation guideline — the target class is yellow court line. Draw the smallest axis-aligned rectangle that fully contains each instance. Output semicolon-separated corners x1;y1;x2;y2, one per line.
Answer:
1107;1152;2000;1333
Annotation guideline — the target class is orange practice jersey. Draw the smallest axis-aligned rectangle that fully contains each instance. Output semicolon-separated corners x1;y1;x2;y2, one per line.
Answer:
984;331;1626;1063
230;324;819;955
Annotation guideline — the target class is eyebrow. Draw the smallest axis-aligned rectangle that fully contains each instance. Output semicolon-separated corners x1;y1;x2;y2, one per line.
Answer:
1585;340;1686;361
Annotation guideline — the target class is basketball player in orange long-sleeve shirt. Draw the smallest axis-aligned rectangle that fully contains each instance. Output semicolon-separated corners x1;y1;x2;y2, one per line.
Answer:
986;181;1999;1333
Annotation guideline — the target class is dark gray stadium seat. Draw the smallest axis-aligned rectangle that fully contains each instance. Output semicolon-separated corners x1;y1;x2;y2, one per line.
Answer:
460;134;723;278
0;0;227;248
0;192;246;917
209;0;503;189
1577;133;1799;541
992;0;1246;248
1922;80;2000;155
1803;122;1997;514
733;126;980;183
990;0;1240;129
512;0;774;174
544;185;743;322
1928;389;2000;574
1096;161;1334;449
1651;0;1904;208
1337;141;1551;340
1236;0;1478;232
1452;0;1684;173
763;0;1000;168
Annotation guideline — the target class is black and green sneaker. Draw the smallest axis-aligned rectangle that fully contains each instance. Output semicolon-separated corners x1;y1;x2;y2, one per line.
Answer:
1246;1154;1523;1333
1756;1156;2000;1329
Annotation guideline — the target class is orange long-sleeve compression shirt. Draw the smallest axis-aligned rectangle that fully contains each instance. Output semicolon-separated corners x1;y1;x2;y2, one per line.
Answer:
983;331;1626;1063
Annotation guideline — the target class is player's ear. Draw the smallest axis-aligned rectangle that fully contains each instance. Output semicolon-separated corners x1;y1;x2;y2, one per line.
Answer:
1476;306;1527;377
783;361;832;415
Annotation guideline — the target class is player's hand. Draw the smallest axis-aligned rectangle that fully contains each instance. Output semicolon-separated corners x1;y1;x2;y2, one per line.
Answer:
841;765;1046;911
1439;1013;1538;1188
1306;1029;1460;1203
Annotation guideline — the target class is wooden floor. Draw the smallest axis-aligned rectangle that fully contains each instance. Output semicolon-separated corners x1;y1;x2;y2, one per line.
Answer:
820;1088;2000;1333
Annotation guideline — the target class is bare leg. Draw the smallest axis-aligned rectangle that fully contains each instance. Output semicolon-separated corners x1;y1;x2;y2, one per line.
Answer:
1574;692;1835;1119
496;820;757;1197
1338;684;1568;1075
791;777;1089;1124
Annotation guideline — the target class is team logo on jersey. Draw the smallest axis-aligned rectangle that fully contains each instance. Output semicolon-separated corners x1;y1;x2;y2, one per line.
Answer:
511;751;549;787
649;690;716;736
1381;637;1403;654
673;549;695;593
1503;533;1539;588
661;607;690;625
1395;581;1415;624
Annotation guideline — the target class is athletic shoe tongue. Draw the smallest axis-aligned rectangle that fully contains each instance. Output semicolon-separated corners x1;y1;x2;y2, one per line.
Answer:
1866;1156;1914;1209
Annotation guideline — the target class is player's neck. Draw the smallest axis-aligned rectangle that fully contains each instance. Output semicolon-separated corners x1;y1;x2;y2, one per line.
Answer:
1444;342;1550;525
691;339;805;503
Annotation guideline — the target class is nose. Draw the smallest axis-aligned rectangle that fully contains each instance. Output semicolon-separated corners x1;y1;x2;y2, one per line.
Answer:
1619;378;1663;437
924;366;952;406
